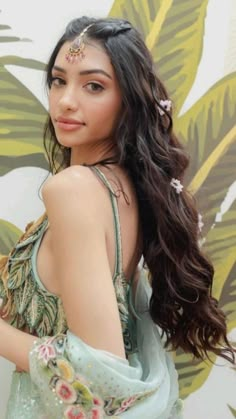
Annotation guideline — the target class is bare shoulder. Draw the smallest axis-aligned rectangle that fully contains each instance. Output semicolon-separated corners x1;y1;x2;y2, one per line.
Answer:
43;165;107;207
42;165;99;194
41;165;111;229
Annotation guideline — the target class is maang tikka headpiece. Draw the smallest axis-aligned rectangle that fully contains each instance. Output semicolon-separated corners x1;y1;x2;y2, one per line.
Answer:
65;24;93;63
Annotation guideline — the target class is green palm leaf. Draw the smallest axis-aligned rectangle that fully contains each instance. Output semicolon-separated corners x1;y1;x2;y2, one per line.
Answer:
194;129;236;235
175;73;236;186
220;260;236;333
174;73;236;234
173;350;215;399
109;0;209;115
203;201;236;329
228;405;236;418
0;18;48;175
109;0;162;37
0;219;22;255
0;62;48;171
173;79;236;397
0;153;46;176
174;208;236;398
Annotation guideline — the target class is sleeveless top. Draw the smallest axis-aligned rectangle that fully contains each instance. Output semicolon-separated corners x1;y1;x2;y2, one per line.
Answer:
0;166;137;356
0;166;183;419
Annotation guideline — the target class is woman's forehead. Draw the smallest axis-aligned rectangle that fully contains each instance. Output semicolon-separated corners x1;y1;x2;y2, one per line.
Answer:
54;41;114;77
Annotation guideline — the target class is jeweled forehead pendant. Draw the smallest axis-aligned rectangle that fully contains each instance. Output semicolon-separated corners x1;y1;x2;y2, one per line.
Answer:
65;24;93;63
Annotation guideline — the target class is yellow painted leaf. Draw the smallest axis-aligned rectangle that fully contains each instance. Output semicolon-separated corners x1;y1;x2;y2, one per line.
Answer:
173;348;216;399
0;140;43;156
0;56;45;71
0;21;49;175
109;0;163;38
228;405;236;418
202;202;236;332
109;0;208;115
0;63;47;172
175;73;236;181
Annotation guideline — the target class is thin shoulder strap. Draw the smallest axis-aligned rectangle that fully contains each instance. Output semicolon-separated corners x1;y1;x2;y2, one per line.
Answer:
89;166;123;278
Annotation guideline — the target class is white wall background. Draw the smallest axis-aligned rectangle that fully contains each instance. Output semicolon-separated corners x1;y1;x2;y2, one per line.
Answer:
0;0;236;417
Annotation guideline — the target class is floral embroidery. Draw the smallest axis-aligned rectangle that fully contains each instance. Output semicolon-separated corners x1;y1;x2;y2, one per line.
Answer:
36;337;56;366
90;407;104;419
56;379;78;404
115;395;138;414
92;397;104;407
54;358;75;382
71;380;93;408
33;335;155;418
64;405;86;418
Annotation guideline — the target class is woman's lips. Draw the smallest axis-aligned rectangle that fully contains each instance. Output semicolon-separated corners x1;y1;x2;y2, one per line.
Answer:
56;118;85;131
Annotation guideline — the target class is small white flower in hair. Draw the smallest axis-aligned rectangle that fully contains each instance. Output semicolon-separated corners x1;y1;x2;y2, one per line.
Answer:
198;213;204;232
158;99;172;116
170;178;183;194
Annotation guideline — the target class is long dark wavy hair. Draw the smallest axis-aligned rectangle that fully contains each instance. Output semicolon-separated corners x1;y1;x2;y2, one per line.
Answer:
43;16;235;363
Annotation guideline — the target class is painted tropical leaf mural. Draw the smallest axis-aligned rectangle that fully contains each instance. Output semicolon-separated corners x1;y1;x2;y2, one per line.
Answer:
228;405;236;418
110;0;209;115
0;13;48;177
0;219;22;255
0;0;235;413
109;0;236;402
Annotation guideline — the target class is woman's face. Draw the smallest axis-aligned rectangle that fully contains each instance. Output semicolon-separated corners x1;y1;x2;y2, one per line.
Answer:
49;39;122;159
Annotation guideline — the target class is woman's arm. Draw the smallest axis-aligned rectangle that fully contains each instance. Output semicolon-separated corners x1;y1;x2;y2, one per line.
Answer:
0;317;37;372
0;165;126;370
41;166;126;359
0;299;27;371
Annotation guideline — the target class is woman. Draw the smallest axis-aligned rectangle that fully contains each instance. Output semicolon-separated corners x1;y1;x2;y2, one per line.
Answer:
0;16;235;419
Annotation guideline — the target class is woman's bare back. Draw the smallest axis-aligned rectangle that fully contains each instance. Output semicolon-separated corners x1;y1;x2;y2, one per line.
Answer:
36;165;142;297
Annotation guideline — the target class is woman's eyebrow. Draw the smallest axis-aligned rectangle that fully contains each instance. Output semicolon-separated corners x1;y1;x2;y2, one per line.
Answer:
52;65;112;79
80;69;112;79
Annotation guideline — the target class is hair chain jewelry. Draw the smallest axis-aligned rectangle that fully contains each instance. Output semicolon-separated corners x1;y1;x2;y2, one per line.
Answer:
65;24;93;63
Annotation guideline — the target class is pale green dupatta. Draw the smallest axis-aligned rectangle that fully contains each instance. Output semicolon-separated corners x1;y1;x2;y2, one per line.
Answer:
26;270;183;419
5;270;183;418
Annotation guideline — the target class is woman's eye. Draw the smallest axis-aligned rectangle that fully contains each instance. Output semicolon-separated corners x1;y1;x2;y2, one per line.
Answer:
85;82;104;93
51;77;65;86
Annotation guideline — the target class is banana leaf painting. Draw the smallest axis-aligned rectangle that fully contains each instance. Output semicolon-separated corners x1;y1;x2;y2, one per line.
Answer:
0;1;235;417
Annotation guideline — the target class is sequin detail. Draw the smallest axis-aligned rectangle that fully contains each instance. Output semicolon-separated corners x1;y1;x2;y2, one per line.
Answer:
31;335;155;417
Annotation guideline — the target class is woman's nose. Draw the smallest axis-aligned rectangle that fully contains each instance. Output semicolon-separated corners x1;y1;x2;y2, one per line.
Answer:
59;87;79;111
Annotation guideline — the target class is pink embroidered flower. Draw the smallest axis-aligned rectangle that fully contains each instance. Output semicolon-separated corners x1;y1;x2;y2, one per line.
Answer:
121;395;138;408
115;395;138;414
64;405;86;419
55;379;77;404
90;407;103;419
36;338;56;366
93;397;104;407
